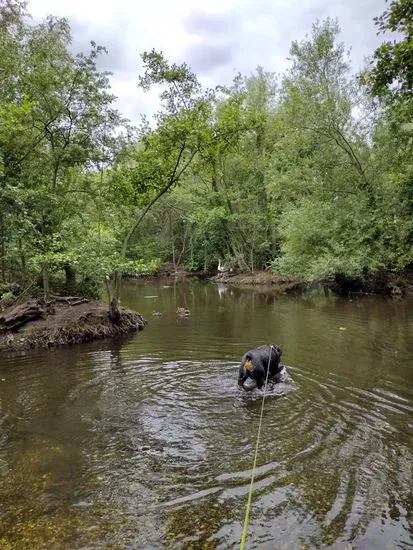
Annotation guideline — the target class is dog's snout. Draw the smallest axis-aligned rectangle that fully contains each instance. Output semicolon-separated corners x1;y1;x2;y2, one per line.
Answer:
243;377;257;391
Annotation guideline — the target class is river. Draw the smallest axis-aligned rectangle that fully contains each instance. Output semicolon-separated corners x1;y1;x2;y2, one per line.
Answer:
0;279;412;549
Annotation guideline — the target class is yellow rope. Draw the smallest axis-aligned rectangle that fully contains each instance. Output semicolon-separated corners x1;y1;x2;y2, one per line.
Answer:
240;345;273;550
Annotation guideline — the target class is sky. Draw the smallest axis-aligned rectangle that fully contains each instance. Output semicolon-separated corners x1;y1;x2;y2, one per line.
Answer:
28;0;387;124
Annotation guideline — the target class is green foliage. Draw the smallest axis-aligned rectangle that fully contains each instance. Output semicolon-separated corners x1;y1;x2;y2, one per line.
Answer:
356;0;413;276
271;196;379;278
0;0;129;298
116;50;214;249
363;0;413;104
1;0;412;297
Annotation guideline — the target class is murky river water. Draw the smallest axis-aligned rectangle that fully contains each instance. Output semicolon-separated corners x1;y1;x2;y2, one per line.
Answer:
0;280;412;549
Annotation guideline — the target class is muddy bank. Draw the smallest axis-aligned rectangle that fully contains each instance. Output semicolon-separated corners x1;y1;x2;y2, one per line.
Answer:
211;270;413;296
210;271;303;292
0;297;147;352
135;262;301;290
135;262;413;297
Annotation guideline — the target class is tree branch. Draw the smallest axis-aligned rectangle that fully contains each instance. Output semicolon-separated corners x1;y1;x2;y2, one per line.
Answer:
121;139;191;256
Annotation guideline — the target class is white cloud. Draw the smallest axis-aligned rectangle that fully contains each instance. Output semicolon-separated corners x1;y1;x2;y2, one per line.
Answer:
27;0;387;124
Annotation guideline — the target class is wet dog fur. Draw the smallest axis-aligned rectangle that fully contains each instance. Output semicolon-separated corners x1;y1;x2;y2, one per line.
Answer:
238;344;283;391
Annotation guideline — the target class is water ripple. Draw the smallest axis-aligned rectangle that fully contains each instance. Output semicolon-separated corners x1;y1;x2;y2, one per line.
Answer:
0;285;412;549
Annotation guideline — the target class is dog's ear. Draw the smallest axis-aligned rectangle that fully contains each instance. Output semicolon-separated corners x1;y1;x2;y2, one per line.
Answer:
244;359;253;371
272;345;282;358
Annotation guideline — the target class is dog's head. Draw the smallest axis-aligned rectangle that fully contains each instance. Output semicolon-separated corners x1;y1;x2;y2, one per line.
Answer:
239;344;282;391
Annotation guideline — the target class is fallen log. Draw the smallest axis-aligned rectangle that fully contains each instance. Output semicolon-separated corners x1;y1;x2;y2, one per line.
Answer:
51;296;89;306
0;299;54;332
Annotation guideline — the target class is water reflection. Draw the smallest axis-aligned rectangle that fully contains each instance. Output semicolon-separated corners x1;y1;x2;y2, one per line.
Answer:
0;279;412;548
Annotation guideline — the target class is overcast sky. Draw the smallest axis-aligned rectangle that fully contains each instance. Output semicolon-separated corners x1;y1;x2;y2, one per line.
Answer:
28;0;386;124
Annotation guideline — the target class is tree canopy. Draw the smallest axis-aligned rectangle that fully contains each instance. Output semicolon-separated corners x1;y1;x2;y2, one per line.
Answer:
1;0;412;307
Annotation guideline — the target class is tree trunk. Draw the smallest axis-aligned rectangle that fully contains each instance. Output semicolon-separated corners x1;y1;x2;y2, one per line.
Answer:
106;275;122;324
0;213;5;283
170;213;176;271
177;222;188;266
64;263;76;294
109;296;121;325
18;238;27;284
42;266;50;299
203;244;208;272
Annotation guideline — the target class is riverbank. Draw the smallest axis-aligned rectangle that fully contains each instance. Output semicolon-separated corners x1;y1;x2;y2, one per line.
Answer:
141;263;413;296
210;270;303;292
320;271;413;296
0;298;147;352
211;270;413;296
134;262;301;290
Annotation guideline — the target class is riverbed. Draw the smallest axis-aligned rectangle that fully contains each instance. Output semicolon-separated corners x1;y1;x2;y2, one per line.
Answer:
0;279;412;548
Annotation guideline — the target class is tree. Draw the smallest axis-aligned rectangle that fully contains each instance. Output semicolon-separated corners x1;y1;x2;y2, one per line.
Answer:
0;1;126;297
360;0;413;272
180;68;278;272
363;0;413;106
0;0;143;317
267;19;379;278
106;50;214;319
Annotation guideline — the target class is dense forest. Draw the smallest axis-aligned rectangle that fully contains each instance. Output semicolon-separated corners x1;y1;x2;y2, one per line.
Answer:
1;0;412;310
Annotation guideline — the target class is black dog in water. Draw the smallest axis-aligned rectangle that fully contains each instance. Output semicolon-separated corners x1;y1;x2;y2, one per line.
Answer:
238;344;286;391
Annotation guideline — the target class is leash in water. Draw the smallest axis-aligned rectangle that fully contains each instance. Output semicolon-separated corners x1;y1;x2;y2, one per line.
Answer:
240;344;273;550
